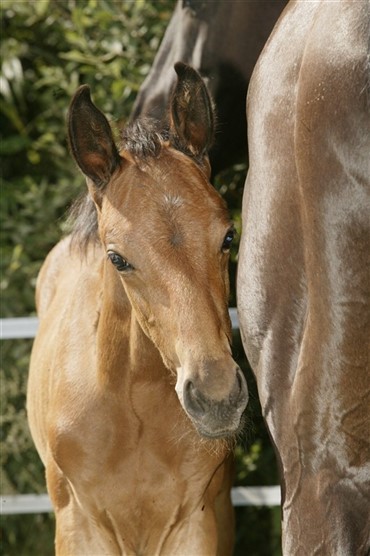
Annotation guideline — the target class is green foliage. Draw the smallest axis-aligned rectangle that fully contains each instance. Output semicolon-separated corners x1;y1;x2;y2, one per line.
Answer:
1;1;280;554
1;0;174;316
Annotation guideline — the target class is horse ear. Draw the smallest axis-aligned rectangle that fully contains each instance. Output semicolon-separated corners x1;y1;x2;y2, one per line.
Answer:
170;62;215;158
68;85;121;189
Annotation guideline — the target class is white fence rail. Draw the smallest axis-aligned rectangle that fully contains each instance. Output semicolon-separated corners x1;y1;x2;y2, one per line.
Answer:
0;316;39;339
1;487;281;515
1;312;281;515
0;310;239;340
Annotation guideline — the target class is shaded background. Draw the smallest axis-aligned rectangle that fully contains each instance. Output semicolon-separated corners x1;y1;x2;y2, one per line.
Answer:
1;1;280;554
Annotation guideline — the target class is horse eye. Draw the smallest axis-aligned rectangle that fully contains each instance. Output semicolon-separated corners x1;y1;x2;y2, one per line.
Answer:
222;229;235;252
107;252;132;272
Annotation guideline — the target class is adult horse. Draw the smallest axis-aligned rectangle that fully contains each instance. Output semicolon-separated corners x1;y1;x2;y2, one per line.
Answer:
237;1;370;554
27;63;248;555
131;0;287;176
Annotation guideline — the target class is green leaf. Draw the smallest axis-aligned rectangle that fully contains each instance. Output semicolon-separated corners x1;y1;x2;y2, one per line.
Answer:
0;135;31;155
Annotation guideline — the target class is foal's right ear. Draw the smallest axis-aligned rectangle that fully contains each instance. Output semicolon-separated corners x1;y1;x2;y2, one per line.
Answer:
68;85;121;189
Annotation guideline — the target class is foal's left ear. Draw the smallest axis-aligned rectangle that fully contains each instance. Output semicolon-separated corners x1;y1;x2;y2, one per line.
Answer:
170;62;215;159
68;85;121;189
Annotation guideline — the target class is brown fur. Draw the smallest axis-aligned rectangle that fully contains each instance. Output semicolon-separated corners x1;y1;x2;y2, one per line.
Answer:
238;1;370;553
28;64;248;555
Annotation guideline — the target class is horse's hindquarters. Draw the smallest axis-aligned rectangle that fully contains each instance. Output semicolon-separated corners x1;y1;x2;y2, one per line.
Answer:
238;0;370;553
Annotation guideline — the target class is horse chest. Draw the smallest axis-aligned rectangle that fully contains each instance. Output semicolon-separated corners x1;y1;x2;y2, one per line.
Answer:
48;388;225;555
49;380;221;506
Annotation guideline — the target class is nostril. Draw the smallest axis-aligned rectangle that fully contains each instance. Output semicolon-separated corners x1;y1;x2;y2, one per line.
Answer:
233;367;248;405
185;379;196;399
184;379;207;416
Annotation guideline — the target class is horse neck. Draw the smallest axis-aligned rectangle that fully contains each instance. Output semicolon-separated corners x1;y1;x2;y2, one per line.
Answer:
95;262;167;390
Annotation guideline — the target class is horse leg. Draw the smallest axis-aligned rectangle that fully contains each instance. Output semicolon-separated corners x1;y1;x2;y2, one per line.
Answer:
214;456;235;556
46;458;119;556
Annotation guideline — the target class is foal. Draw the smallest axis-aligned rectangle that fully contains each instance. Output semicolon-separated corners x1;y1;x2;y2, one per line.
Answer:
27;63;248;555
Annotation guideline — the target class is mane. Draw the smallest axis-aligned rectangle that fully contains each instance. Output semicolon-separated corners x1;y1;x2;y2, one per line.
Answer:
120;117;169;159
69;117;170;251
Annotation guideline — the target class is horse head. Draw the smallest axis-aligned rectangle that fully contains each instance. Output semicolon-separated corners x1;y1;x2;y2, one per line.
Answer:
67;63;248;439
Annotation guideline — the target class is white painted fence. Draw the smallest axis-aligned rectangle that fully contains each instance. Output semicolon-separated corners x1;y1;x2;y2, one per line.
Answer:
0;309;237;339
0;312;281;515
1;487;281;515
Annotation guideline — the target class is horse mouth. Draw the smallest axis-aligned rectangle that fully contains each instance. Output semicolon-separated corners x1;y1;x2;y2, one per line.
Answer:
192;412;246;440
197;427;237;439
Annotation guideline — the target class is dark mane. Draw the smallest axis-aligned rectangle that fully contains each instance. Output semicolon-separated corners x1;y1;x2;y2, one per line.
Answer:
120;117;169;159
68;193;99;251
69;117;169;251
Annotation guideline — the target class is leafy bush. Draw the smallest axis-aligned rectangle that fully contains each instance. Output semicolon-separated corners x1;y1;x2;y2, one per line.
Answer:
1;1;280;554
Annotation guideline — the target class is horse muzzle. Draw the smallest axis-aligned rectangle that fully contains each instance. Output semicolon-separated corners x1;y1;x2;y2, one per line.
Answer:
176;364;249;439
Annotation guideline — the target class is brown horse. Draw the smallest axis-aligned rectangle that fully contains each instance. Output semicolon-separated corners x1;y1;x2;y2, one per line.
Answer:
238;0;370;554
27;63;248;555
131;0;287;175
